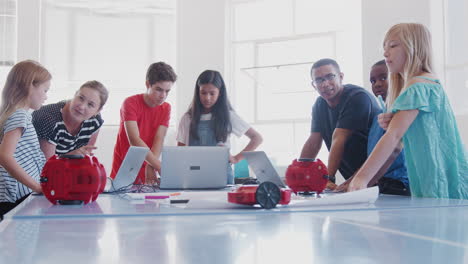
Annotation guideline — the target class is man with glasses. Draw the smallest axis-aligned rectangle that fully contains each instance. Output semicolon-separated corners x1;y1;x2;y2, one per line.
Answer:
300;58;380;189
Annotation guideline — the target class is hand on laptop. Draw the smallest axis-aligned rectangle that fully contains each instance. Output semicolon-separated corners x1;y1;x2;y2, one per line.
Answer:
145;164;160;186
229;154;242;164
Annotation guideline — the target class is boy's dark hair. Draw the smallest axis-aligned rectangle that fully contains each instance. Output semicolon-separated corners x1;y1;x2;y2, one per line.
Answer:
146;62;177;85
373;59;386;67
310;58;341;76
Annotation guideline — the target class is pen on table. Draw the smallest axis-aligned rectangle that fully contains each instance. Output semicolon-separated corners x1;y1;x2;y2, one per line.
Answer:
145;195;170;200
169;192;181;196
170;199;189;204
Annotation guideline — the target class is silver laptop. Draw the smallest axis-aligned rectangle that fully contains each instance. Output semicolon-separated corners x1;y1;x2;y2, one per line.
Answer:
109;146;149;191
159;146;229;190
242;151;286;188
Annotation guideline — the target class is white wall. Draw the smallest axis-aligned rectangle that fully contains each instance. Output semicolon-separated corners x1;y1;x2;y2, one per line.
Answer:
361;0;467;144
361;0;431;89
93;126;119;174
175;0;227;120
17;0;41;61
362;0;445;87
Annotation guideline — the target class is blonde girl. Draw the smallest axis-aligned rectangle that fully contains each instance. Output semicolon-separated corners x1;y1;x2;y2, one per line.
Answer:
0;60;51;218
348;23;467;199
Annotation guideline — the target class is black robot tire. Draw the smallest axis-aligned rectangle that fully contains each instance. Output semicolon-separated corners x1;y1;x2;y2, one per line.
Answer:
255;181;281;209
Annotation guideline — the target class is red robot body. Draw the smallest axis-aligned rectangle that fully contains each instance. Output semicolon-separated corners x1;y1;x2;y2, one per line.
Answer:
40;155;107;205
285;158;329;194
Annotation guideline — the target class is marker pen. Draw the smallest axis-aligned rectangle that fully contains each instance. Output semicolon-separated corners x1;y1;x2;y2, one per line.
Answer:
145;195;170;200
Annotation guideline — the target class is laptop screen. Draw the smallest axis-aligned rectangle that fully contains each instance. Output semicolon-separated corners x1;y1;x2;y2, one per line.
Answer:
242;151;286;188
160;146;229;189
109;146;149;191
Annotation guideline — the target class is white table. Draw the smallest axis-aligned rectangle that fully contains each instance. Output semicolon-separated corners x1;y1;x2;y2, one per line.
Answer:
1;191;468;264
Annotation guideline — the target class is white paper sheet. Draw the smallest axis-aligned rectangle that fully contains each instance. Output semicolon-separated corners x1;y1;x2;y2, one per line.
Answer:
290;186;379;207
184;187;379;210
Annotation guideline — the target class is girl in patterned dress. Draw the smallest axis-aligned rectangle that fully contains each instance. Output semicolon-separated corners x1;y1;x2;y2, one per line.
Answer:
0;60;51;218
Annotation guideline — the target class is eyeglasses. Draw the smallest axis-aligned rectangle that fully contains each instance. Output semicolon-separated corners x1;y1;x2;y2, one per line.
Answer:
312;73;337;86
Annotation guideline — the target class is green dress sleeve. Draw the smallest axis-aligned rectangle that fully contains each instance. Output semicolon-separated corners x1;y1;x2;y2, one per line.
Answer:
391;83;442;113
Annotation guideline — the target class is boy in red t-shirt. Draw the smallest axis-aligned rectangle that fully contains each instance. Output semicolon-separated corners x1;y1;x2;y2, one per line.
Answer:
110;62;177;185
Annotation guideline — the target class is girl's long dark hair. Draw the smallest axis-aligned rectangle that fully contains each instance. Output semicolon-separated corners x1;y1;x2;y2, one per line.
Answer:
188;70;232;142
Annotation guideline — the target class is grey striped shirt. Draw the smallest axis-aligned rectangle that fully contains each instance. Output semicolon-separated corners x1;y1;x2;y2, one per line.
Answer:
0;109;45;202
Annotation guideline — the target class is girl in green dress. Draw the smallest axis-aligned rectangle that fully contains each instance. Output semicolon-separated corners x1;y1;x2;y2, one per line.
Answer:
349;23;468;199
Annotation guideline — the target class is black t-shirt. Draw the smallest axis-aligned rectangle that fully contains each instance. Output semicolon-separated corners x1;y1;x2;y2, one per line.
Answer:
311;84;380;179
32;101;104;155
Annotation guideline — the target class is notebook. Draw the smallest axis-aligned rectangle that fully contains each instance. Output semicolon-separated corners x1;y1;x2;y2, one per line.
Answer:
242;151;287;188
159;146;229;190
108;146;149;191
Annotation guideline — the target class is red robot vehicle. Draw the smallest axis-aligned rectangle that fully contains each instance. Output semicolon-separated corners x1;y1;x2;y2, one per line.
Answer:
40;154;107;205
285;158;330;194
228;158;330;209
228;181;292;209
